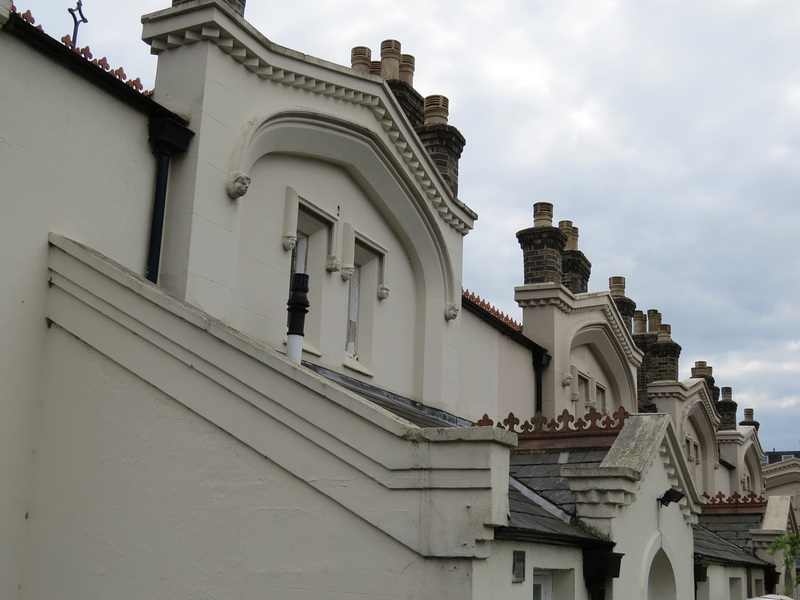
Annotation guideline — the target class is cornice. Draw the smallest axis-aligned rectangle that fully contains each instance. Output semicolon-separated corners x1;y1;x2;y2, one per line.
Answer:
142;4;473;236
764;458;800;477
516;288;642;368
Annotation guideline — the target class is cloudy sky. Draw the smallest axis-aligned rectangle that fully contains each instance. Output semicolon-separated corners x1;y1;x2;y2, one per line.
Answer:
19;0;800;450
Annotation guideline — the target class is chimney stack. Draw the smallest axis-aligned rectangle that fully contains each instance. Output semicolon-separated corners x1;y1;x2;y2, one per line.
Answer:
691;360;720;402
717;387;738;431
516;203;568;286
416;95;466;196
609;276;636;332
632;308;681;407
352;40;467;195
739;407;760;431
559;221;591;294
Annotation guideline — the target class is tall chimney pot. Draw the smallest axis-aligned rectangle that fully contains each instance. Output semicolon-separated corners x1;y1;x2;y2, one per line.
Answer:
399;54;415;85
380;39;402;80
351;46;372;74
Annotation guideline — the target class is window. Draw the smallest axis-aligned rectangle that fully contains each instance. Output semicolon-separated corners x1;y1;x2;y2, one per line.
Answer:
596;383;607;414
282;187;339;357
340;226;388;374
512;551;526;583
345;264;360;358
290;232;309;276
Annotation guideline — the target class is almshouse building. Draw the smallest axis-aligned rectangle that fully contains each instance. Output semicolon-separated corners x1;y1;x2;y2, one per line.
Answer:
1;1;796;598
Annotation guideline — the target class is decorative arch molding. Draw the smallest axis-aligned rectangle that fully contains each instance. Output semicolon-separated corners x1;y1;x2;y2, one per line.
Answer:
765;458;800;489
517;292;642;368
685;401;718;494
742;440;765;495
644;545;678;600
227;109;459;313
570;324;637;414
143;5;474;235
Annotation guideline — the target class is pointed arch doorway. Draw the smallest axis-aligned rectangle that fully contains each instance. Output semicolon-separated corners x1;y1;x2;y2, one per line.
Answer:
647;549;677;600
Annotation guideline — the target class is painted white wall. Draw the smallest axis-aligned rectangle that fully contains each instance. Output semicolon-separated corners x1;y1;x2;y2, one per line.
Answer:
0;20;156;598
143;2;474;414
485;541;589;600
516;284;641;420
459;310;538;422
24;325;477;599
235;154;418;396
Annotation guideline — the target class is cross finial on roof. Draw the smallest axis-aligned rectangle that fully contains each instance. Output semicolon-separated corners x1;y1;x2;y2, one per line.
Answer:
68;1;88;45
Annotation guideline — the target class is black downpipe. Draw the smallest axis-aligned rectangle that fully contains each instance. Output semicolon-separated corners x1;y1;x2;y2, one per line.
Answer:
146;117;194;284
533;352;551;414
146;149;172;283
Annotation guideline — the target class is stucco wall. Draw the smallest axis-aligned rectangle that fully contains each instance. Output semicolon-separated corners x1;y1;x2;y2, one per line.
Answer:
24;325;475;599
0;27;156;598
484;541;589;600
459;310;537;422
233;154;418;397
145;5;473;414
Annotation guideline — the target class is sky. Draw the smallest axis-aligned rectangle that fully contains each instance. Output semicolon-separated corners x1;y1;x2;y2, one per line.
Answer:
17;0;800;451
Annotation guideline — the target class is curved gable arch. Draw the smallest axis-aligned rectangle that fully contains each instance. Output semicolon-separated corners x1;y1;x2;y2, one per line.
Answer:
228;109;458;310
741;437;765;495
684;401;718;495
571;324;637;414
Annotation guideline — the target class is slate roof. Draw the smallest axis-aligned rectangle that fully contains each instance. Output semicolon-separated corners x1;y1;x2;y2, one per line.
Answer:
697;513;764;553
496;479;612;549
305;362;471;428
693;524;768;568
509;448;610;515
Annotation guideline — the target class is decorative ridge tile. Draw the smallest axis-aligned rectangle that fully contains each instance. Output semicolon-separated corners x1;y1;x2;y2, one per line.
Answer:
462;288;521;330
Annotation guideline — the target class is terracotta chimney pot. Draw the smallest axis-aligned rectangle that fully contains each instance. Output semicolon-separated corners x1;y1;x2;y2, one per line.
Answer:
533;202;554;227
380;39;402;80
351;46;372;74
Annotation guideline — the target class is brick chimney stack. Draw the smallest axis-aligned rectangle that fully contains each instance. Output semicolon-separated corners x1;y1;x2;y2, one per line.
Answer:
717;387;738;431
349;41;465;194
609;276;636;332
739;407;760;431
691;360;720;402
632;309;681;408
416;95;467;197
516;203;568;286
558;220;591;294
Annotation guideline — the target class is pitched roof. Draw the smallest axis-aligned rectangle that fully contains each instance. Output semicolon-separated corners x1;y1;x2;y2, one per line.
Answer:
495;479;612;549
693;523;768;567
509;447;610;515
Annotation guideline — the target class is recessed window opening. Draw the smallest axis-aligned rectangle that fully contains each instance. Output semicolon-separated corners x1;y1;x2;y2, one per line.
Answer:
345;264;360;359
291;231;309;276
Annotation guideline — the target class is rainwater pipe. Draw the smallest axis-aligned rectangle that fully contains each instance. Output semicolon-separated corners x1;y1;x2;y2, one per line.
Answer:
286;273;310;363
146;117;194;284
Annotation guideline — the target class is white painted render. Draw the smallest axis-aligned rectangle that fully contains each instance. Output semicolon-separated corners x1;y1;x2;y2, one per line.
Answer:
0;11;156;596
1;1;789;597
459;309;538;421
515;284;641;418
141;0;473;415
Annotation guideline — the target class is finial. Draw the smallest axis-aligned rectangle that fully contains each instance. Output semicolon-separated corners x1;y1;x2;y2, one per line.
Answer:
68;1;88;46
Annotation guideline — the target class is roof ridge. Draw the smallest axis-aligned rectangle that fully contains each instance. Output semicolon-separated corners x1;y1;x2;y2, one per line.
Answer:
10;3;151;95
462;288;521;331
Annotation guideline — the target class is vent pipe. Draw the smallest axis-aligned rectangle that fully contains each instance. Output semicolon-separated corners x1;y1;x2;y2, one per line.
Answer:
286;273;310;364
